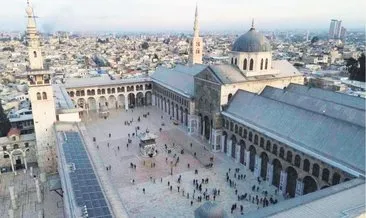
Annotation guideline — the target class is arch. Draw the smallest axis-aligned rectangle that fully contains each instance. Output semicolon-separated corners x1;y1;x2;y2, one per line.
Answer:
272;158;282;188
303;176;318;194
91;89;95;95
332;172;341;185
69;91;75;97
118;94;125;108
87;90;91;96
312;163;320;177
145;91;152;105
77;98;86;108
97;89;101;95
231;135;237;159
265;58;269;69
223;131;228;153
272;143;278;155
243;59;247;70
101;89;105;94
248;132;253;142
303;159;310;172
294;155;301;168
286;166;298;198
234;124;238;133
136;92;144;106
279;147;285;159
42;92;47;100
204;116;210;140
249;145;256;172
80;90;85;96
260;137;264;148
260;152;269;179
243;129;247;139
98;96;107;108
260;58;264;70
87;97;97;110
322;168;330;182
239;140;246;165
128;93;135;107
36;92;41;100
249;59;254;70
239;127;243;136
108;95;117;109
254;134;258;145
286;150;293;163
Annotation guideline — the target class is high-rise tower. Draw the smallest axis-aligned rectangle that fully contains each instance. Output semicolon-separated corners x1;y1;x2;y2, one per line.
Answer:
190;4;203;64
26;0;57;174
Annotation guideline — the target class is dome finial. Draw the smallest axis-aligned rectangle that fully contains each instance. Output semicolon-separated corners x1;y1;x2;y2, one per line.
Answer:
251;18;255;30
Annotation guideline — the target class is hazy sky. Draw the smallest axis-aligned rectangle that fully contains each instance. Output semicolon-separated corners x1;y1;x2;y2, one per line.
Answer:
1;0;365;32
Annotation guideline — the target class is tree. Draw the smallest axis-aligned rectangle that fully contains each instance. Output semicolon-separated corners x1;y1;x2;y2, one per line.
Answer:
141;42;149;49
0;99;11;137
311;36;319;44
347;53;365;82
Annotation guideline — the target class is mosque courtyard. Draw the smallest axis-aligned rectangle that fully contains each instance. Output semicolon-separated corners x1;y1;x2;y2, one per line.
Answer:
83;106;284;217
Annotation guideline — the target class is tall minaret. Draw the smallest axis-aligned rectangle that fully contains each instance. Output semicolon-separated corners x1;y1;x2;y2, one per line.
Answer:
190;3;203;64
26;0;57;175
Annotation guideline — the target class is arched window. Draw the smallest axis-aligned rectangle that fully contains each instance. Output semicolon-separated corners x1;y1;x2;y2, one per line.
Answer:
97;89;101;95
260;58;264;70
260;137;264;148
244;129;247;139
228;93;233;102
249;59;254;70
332;172;341;185
272;144;277;155
234;58;237;65
303;159;310;172
294;155;301;168
196;49;200;54
248;132;253;141
286;151;293;163
243;59;247;70
279;147;285;158
254;134;258;145
322;168;330;182
239;127;243;136
266;140;271;151
36;92;41;100
265;58;268;69
42;92;47;100
234;125;238;133
231;58;234;64
312;164;320;177
33;51;37;58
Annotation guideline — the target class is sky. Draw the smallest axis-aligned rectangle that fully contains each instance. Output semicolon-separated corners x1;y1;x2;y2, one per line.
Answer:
0;0;365;32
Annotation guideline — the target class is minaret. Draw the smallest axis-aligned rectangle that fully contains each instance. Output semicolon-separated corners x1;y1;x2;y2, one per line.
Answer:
190;3;203;64
26;0;57;175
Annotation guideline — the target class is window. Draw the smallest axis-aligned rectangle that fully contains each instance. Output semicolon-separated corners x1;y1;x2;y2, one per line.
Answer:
234;125;238;133
13;144;19;149
279;147;285;158
312;164;320;177
33;51;37;58
322;168;330;182
260;58;264;70
303;159;310;172
228;93;233;102
249;59;254;70
25;143;29;148
244;129;247;139
234;58;237;65
196;49;200;54
196;42;200;46
294;155;301;167
248;132;252;141
230;122;233;131
265;58;268;69
2;146;7;151
266;141;271;151
243;59;247;70
286;151;293;163
36;92;41;100
42;92;47;100
260;138;264;148
231;58;234;64
254;135;258;145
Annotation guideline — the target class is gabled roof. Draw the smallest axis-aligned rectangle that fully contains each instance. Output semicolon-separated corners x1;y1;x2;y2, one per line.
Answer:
151;64;206;97
223;88;365;176
286;83;365;110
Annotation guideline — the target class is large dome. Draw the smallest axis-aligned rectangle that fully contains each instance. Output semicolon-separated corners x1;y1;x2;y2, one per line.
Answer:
232;27;271;53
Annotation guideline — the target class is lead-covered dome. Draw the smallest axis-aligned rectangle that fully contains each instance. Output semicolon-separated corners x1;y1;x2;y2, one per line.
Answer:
232;26;271;53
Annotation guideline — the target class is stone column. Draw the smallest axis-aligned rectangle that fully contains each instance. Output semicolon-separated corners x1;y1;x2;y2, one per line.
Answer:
124;96;128;110
9;186;17;209
208;127;212;144
254;155;262;178
221;136;225;153
266;163;273;184
35;179;42;203
9;155;16;175
235;144;240;163
29;166;34;177
23;154;28;170
244;150;250;169
227;140;232;157
295;179;304;197
202;120;205;139
280;170;288;196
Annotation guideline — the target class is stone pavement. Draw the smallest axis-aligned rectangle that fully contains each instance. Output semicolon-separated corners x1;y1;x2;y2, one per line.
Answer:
83;106;284;217
0;167;64;218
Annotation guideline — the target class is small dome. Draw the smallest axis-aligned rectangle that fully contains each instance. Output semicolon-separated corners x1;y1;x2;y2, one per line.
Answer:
232;27;271;53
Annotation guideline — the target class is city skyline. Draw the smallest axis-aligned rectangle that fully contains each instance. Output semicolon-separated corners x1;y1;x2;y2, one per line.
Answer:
0;0;365;32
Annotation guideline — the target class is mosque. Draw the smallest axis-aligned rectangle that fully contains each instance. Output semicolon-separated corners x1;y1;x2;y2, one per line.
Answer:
0;1;364;217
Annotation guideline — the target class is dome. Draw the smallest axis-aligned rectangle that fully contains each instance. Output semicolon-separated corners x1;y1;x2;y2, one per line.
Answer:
232;27;271;53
